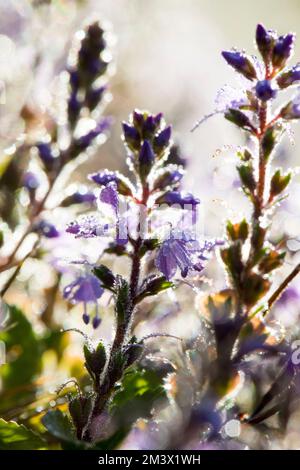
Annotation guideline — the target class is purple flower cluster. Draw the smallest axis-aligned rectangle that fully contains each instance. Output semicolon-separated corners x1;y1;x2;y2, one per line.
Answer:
64;110;219;327
217;24;300;126
67;22;111;129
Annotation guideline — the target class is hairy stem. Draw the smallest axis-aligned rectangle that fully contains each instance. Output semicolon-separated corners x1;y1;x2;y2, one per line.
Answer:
83;189;148;442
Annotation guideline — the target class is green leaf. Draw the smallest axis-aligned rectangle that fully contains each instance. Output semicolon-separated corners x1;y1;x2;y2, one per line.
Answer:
0;305;41;389
258;250;286;274
242;273;270;306
115;276;131;324
261;125;282;161
0;418;45;450
110;368;166;427
93;265;115;291
226;219;249;242
237;163;256;193
270;169;291;199
225;108;254;132
42;409;76;444
135;275;173;304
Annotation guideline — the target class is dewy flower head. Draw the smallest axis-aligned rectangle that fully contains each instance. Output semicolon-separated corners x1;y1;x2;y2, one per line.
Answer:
211;24;300;134
122;110;172;161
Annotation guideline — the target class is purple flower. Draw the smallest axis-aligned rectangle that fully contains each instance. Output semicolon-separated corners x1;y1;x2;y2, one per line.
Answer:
156;191;200;208
222;51;257;81
37;220;59;238
22;171;40;190
66;221;81;235
255;80;277;101
63;273;103;328
155;232;222;280
100;182;118;211
272;33;295;68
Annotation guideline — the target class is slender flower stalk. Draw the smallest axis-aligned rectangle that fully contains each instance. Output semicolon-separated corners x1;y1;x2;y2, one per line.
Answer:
55;109;219;444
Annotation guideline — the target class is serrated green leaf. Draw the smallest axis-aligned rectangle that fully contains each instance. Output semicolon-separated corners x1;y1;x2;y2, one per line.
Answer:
42;409;76;443
0;418;45;450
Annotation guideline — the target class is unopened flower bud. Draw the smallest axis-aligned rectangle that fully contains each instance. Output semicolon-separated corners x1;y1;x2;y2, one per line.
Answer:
22;172;40;191
36;142;55;169
255;80;277;101
122;122;140;151
225;108;254;132
222;51;257;81
277;64;300;88
36;220;59;238
272;33;295;69
255;24;276;63
281;96;300;120
153;166;184;190
153;126;172;154
139;140;155;180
